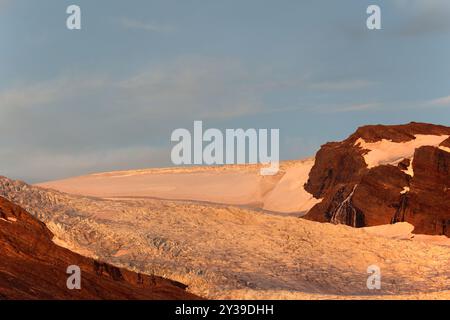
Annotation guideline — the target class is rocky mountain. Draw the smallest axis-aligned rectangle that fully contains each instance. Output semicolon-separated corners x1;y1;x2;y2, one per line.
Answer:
1;122;450;300
0;196;199;300
304;122;450;236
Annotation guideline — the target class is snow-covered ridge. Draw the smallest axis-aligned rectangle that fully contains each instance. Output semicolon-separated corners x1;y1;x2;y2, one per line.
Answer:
355;134;450;169
89;160;301;178
38;159;321;215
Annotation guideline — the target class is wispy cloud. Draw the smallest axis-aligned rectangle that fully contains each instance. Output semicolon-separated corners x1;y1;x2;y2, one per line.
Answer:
393;0;450;37
0;57;273;182
0;76;107;112
428;95;450;106
0;145;170;183
252;76;377;92
118;57;270;119
313;102;381;113
332;103;380;112
119;18;175;33
308;79;377;91
0;54;387;182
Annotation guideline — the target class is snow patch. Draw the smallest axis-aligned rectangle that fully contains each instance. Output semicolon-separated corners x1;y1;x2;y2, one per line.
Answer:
355;134;449;169
402;159;414;177
400;186;410;194
51;236;70;249
262;159;321;214
362;222;414;240
0;217;17;223
439;146;450;153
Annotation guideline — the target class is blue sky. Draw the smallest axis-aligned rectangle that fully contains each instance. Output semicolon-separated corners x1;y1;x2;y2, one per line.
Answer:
1;0;450;182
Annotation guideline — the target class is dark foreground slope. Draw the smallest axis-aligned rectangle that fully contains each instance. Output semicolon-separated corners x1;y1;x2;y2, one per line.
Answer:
0;196;200;300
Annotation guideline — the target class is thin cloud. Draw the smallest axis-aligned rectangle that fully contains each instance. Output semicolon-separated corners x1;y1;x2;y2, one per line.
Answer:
0;57;273;182
313;102;381;113
0;76;108;112
428;95;450;106
393;0;450;37
249;76;377;92
308;79;377;91
115;57;268;119
333;103;380;112
0;145;170;183
119;18;175;33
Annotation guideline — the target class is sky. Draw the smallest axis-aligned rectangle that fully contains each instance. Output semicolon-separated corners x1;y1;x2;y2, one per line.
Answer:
1;0;450;182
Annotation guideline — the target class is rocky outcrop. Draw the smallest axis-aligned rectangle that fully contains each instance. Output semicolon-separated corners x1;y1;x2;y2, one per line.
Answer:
440;137;450;149
0;196;200;300
348;122;450;143
304;122;450;236
401;146;450;235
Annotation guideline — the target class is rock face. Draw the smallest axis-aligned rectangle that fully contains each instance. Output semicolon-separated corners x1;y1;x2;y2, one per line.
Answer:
304;122;450;236
0;196;199;300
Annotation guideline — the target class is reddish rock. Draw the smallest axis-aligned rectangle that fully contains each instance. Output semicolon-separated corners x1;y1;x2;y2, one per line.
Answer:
348;122;450;143
304;141;367;199
440;137;450;148
397;158;411;171
352;165;410;227
400;146;450;235
304;122;450;236
0;197;201;300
